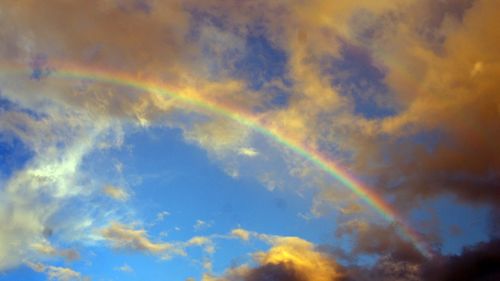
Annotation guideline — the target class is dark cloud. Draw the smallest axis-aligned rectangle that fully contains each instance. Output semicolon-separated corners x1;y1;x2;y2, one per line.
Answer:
421;239;500;281
223;238;500;281
342;256;422;281
343;239;500;281
244;262;307;281
336;220;426;263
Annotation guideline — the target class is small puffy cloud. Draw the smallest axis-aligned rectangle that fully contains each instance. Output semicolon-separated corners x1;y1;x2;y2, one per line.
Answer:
203;258;213;271
194;220;212;231
238;147;258;157
103;185;130;202
187;236;211;246
231;228;250;241
115;264;134;273
187;236;215;255
156;211;170;222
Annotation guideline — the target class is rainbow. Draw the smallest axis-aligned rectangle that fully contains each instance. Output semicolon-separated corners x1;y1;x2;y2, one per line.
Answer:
0;61;432;257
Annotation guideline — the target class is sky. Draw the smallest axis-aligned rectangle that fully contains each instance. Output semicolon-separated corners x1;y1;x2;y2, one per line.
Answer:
0;1;499;281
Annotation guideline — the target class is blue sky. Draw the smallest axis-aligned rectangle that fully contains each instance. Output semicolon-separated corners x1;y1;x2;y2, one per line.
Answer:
0;1;499;281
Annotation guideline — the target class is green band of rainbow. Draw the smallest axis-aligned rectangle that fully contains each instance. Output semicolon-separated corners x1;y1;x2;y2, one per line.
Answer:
0;61;432;257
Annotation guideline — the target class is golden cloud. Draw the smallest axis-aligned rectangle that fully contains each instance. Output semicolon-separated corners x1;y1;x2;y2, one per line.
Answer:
205;236;344;281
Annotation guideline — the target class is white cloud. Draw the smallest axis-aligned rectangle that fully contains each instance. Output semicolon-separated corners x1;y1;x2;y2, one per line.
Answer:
0;95;123;270
238;147;258;157
194;220;212;231
115;263;133;273
156;211;170;222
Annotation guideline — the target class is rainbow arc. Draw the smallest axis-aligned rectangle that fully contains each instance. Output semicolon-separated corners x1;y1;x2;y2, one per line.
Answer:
0;61;433;257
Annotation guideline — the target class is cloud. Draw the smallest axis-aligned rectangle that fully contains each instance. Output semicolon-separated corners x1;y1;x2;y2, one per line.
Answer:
421;238;500;281
30;242;80;262
194;220;212;231
115;263;134;273
207;234;500;281
237;147;258;157
103;185;130;201
60;249;80;262
0;0;498;275
344;238;500;281
101;222;176;253
185;0;500;211
343;256;423;281
187;236;215;255
0;0;496;213
0;98;122;270
31;242;57;256
155;211;170;222
204;236;344;281
231;228;250;241
100;222;218;260
336;219;425;263
27;262;88;281
357;0;500;208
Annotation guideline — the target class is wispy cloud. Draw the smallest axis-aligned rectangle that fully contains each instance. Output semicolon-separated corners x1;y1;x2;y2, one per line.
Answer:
27;262;88;281
101;222;176;253
103;185;130;201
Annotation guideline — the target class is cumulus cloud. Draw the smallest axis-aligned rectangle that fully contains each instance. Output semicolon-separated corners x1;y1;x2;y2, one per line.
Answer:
207;235;500;281
204;236;344;281
356;0;500;208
